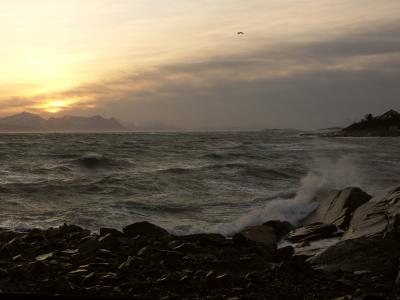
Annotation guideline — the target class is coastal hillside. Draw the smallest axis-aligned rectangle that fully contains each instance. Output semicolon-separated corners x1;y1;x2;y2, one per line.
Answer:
340;109;400;136
0;112;127;132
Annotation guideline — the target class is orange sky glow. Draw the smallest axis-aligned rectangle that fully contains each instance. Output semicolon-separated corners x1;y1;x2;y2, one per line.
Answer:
1;1;399;129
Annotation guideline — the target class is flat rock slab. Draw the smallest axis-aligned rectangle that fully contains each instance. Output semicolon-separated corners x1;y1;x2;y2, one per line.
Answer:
303;187;371;230
344;186;400;240
287;223;338;243
308;238;400;278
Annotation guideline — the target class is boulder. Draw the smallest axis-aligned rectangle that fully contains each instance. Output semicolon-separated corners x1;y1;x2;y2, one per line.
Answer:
308;238;400;278
303;187;371;229
0;229;19;243
123;221;169;239
98;233;117;250
233;220;293;248
343;186;400;240
287;223;338;243
233;225;277;248
262;220;294;240
180;233;226;247
78;237;101;256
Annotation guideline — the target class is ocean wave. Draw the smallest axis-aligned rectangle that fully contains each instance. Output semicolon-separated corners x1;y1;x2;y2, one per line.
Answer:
171;156;365;236
68;153;133;168
158;167;193;174
202;151;264;160
156;163;293;180
112;200;203;214
0;178;130;195
202;153;224;159
203;163;292;179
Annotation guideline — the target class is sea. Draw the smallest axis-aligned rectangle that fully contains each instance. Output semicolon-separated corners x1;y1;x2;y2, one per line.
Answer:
0;130;399;235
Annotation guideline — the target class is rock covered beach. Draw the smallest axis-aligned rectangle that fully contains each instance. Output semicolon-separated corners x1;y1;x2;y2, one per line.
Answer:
1;186;400;299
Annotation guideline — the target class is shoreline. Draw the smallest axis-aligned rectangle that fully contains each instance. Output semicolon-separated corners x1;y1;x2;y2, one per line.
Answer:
2;186;400;299
0;223;390;299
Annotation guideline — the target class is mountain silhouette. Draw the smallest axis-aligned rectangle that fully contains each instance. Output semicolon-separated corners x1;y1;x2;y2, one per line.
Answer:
0;112;127;132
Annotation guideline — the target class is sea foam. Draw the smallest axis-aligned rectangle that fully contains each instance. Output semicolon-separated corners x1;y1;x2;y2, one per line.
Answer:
172;156;364;236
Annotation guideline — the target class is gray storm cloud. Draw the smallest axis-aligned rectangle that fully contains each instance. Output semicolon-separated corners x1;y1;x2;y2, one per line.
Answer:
3;21;400;130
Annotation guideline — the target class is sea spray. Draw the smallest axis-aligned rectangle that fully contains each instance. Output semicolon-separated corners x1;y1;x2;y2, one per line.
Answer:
172;156;364;236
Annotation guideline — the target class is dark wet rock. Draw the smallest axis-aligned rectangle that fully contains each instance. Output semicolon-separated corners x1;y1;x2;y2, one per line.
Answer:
69;268;89;275
45;224;91;243
25;261;50;277
198;234;227;247
244;271;262;282
82;272;96;284
233;220;294;249
275;246;294;261
100;227;123;237
233;225;277;248
98;233;117;250
287;222;338;242
280;257;316;275
2;222;400;298
79;236;101;256
344;186;400;240
61;248;79;255
308;238;400;278
11;254;24;262
60;223;84;234
333;296;353;300
172;243;203;254
395;270;400;285
357;293;386;300
96;248;112;258
25;228;48;240
0;229;19;243
262;220;294;240
2;237;26;254
118;256;135;271
0;268;9;280
137;246;154;257
100;272;119;284
88;262;112;272
353;270;373;276
35;252;54;262
303;187;372;229
123;221;170;239
177;233;227;248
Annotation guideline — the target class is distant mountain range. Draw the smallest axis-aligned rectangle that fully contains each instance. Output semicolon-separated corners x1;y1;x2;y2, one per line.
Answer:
0;112;127;132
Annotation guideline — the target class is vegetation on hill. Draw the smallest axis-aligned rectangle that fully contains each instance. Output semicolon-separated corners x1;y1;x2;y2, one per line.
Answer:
341;109;400;136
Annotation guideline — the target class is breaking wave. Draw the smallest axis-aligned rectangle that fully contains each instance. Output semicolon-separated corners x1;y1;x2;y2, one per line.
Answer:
1;131;398;233
172;156;364;236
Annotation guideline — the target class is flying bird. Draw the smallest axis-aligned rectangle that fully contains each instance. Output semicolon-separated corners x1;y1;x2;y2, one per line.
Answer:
237;32;244;35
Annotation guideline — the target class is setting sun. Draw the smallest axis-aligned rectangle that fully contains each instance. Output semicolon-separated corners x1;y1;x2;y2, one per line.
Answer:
40;100;70;113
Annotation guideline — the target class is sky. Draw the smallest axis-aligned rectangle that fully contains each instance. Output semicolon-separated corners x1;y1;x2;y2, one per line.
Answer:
0;0;400;130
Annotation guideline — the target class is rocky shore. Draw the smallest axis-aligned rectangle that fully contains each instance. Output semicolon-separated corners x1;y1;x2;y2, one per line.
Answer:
1;186;400;299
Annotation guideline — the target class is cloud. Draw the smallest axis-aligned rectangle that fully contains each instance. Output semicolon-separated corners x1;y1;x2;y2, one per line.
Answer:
2;21;400;129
